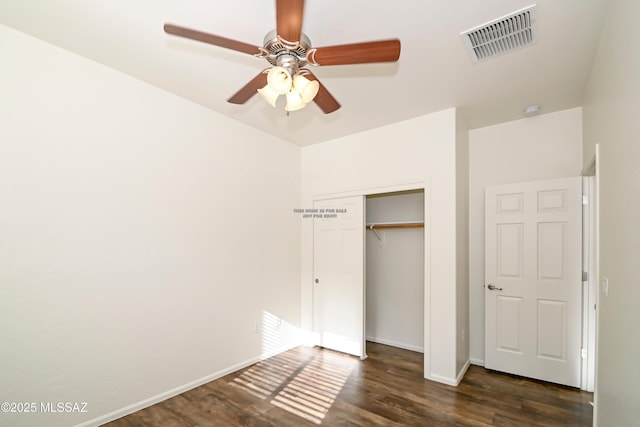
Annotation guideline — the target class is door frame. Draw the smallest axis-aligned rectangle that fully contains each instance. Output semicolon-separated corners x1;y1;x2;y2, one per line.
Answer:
581;150;599;392
312;180;431;376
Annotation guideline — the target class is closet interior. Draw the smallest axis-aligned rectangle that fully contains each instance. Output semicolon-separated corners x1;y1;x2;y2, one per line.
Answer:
365;189;425;353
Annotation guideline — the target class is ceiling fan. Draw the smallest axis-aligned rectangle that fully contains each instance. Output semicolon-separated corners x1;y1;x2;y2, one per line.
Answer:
164;0;401;114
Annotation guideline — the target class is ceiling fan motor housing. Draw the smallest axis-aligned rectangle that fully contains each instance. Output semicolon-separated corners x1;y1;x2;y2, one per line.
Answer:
262;29;311;68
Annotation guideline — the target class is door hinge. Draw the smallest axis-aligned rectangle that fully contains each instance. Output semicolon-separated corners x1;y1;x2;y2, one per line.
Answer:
582;194;589;205
582;271;588;281
581;348;588;359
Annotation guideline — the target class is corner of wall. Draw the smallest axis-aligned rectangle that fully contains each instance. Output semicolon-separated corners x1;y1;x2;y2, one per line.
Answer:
455;111;471;378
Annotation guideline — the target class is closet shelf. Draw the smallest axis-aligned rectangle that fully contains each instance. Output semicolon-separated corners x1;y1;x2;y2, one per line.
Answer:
366;221;424;230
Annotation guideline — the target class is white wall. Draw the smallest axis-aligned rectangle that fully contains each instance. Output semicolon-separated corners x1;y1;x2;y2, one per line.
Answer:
365;192;424;352
468;108;583;364
0;26;301;427
582;0;640;424
301;108;466;384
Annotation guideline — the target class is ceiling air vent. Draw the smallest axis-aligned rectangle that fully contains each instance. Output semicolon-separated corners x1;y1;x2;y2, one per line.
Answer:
461;4;537;63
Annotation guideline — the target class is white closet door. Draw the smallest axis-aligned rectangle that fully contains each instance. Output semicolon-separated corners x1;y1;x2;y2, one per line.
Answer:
485;177;582;387
313;196;365;358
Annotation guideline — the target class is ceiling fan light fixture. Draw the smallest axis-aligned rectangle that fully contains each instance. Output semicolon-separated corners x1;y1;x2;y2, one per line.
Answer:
259;67;319;112
285;90;305;112
257;85;280;108
293;74;319;104
266;66;292;94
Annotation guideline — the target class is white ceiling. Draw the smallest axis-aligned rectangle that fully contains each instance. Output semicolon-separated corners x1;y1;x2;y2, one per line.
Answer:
0;0;608;146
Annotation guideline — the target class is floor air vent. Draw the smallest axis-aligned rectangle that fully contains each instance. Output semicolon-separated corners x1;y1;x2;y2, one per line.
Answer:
461;5;537;63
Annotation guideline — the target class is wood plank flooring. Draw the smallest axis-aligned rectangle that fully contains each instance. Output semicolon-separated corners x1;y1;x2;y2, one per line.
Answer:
105;342;593;426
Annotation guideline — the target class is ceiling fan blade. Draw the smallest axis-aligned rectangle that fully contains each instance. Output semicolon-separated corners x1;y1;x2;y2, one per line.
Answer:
309;39;401;66
164;23;261;56
304;72;341;114
227;72;268;104
276;0;305;44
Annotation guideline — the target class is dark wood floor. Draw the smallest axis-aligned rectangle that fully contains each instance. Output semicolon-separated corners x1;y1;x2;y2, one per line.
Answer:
105;342;593;426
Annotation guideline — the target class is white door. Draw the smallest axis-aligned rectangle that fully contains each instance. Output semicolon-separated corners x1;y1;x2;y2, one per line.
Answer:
485;177;582;387
313;196;365;358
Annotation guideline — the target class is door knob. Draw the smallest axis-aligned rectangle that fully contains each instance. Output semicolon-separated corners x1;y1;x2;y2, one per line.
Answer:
315;278;319;284
487;283;503;291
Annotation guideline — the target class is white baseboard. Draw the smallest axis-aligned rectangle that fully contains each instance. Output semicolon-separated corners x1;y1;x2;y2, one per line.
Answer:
426;359;470;387
428;373;459;386
75;344;298;427
366;336;424;353
455;359;471;385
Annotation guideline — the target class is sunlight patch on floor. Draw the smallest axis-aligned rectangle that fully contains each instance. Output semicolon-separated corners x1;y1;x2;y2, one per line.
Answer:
232;349;356;424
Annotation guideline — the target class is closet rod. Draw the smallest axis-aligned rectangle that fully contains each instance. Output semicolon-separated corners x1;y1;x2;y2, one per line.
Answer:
366;222;424;230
